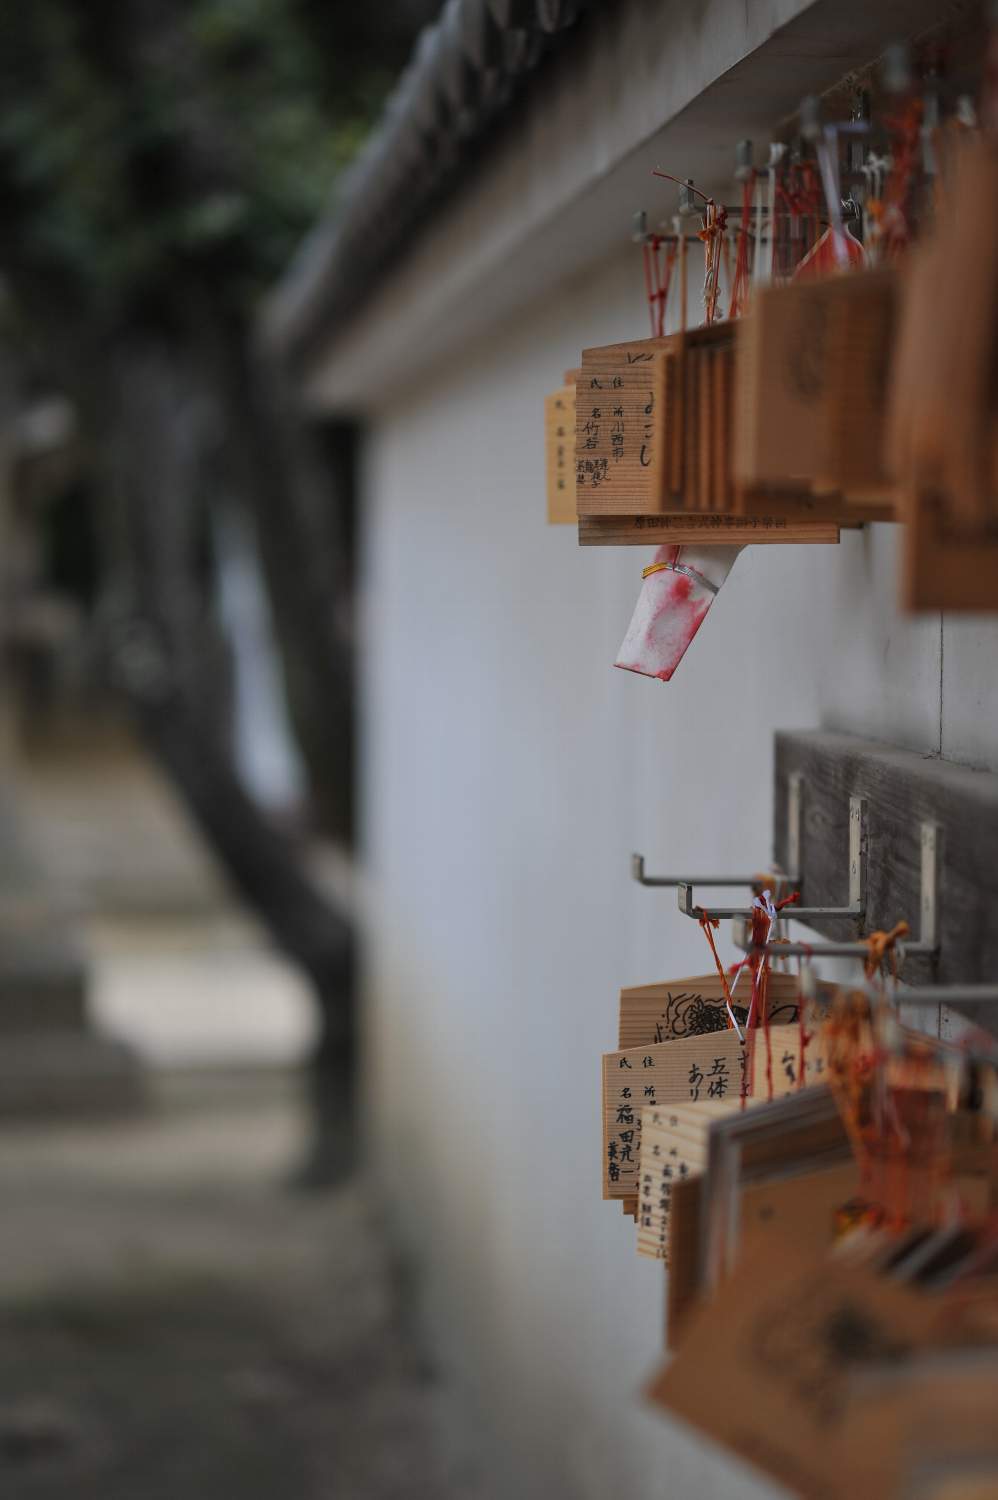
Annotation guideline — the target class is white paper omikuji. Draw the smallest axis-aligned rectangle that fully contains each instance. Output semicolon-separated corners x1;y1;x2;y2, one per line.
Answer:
614;544;741;681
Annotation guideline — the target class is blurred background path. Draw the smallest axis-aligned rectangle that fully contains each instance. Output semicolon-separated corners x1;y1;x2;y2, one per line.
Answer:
0;1073;479;1500
13;734;318;1070
0;737;480;1500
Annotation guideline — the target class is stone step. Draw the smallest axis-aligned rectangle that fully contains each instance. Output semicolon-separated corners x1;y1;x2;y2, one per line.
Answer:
0;1031;144;1118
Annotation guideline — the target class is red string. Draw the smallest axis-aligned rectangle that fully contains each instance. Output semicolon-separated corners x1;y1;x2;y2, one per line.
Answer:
877;99;923;258
775;162;821;276
642;241;656;337
699;205;727;325
762;966;774;1101
660;242;676;336
728;176;754;319
642;236;678;337
796;961;811;1092
698;914;737;1029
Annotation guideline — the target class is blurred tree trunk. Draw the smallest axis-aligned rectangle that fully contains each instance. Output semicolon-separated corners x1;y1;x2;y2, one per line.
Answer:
97;320;357;1182
0;0;393;1181
206;323;356;846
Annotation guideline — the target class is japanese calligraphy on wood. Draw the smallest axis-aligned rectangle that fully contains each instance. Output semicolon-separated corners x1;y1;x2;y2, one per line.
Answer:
544;381;577;524
602;1024;821;1200
636;1100;737;1262
576;339;671;515
618;971;801;1051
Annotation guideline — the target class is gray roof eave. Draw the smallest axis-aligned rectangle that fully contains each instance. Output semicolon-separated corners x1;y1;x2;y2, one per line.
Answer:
259;0;594;369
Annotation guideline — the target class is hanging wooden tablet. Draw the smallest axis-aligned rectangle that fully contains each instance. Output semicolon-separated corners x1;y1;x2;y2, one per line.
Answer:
674;324;737;513
711;345;730;511
620;977;808;1226
841;1360;998;1500
644;1115;856;1273
699;1080;850;1294
636;1100;738;1262
575;338;673;515
647;1240;943;1500
617;971;801;1051
574;321;851;543
543;371;578;524
733;272;897;521
665;1173;702;1350
602;1024;823;1200
603;1030;746;1200
904;489;998;610
818;269;898;504
888;135;998;610
734;278;826;492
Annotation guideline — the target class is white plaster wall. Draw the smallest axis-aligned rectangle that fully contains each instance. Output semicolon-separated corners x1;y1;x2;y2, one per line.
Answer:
358;244;998;1500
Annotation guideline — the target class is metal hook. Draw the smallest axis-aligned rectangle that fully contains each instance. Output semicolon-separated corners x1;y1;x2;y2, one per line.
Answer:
730;818;940;963
893;982;998;1008
677;178;699;217
734;138;753;182
633;774;802;893
631;854;784;890
678;795;866;924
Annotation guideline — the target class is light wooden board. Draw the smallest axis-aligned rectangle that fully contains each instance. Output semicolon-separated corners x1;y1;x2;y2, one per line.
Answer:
575;343;671;515
603;1030;745;1201
544;384;576;524
734;276;842;491
573;300;900;530
635;1035;834;1259
636;1100;738;1261
738;487;896;522
665;1173;701;1351
903;494;998;611
734;270;901;513
886;137;998;611
618;971;802;1052
601;1024;824;1199
578;513;839;545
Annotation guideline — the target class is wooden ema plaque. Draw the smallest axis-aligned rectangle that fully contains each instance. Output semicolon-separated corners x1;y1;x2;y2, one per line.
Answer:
601;1024;826;1201
617;970;802;1052
616;971;803;1224
636;1100;737;1262
574;338;673;516
575;334;843;545
903;492;998;610
544;376;577;525
734;269;898;522
887;139;998;611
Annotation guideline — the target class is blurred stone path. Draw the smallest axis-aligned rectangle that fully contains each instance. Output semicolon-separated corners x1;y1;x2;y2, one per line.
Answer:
0;725;474;1496
9;733;325;1074
0;1071;483;1500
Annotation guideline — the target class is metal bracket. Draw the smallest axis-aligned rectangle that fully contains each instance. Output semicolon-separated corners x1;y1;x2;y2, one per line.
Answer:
632;855;782;890
731;814;939;965
632;774;801;893
915;821;939;956
894;982;998;1009
678;795;866;924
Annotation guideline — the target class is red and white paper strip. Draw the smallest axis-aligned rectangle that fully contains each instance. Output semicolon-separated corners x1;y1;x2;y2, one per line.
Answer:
614;544;741;682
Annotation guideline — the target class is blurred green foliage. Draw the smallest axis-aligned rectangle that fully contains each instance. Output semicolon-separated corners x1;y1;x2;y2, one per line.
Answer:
0;0;430;328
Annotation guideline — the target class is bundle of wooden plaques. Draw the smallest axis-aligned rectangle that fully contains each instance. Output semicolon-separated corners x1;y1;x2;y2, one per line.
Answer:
550;270;898;553
602;969;998;1497
889;131;998;609
544;32;998;611
602;970;831;1248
